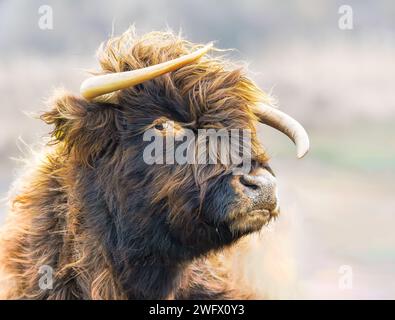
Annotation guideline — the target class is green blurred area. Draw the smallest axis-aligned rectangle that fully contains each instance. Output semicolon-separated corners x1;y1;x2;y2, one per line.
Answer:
312;125;395;172
272;123;395;172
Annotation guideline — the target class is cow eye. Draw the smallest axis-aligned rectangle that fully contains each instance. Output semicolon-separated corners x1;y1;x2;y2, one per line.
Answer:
154;123;165;130
151;119;184;137
153;119;169;131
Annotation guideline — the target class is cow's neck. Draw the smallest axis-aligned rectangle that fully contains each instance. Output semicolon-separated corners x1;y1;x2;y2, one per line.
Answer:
119;258;187;299
82;171;216;299
103;216;198;299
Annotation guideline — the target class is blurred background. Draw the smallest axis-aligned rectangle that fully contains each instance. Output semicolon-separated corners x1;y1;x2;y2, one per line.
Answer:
0;0;394;299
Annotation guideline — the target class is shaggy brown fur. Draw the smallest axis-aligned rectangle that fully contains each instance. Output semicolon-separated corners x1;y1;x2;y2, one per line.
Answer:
0;29;286;299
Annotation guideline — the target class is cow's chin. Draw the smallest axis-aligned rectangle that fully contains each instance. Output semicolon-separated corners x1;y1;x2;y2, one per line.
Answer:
226;207;279;236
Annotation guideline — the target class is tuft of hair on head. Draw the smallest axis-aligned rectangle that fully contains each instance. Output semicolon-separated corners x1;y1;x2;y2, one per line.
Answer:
42;29;274;167
93;28;271;122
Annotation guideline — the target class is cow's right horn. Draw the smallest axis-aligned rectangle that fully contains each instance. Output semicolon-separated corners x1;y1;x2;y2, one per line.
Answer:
252;104;310;158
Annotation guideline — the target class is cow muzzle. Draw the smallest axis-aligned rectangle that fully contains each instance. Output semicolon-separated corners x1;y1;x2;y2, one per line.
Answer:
228;167;279;233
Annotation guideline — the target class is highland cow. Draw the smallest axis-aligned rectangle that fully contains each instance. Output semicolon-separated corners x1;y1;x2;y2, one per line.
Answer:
0;29;309;299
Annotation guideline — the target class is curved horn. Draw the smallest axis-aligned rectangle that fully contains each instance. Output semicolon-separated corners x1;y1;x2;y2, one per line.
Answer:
80;43;213;101
252;104;310;158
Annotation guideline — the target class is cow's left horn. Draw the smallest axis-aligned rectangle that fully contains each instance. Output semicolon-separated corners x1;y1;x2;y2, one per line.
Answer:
252;104;310;158
80;43;213;102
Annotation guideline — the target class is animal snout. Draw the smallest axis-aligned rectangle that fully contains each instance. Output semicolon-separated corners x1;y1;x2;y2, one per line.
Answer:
233;167;278;212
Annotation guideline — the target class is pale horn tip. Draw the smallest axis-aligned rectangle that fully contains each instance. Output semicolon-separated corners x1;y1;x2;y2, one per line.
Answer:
195;43;214;57
296;138;310;159
295;123;310;158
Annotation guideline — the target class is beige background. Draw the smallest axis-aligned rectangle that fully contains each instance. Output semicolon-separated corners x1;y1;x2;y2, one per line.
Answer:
0;0;394;298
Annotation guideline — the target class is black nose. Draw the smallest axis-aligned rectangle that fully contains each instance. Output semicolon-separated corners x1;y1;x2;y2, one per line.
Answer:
233;168;278;210
239;175;262;190
239;169;275;190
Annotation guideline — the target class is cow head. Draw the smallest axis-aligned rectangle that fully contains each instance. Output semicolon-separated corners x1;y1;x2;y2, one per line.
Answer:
42;30;309;259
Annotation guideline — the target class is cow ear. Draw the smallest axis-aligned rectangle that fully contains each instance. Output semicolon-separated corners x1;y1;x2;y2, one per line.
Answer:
40;89;89;143
41;90;117;166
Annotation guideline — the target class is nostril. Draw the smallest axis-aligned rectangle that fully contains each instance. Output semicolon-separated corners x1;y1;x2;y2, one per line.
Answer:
239;175;260;190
